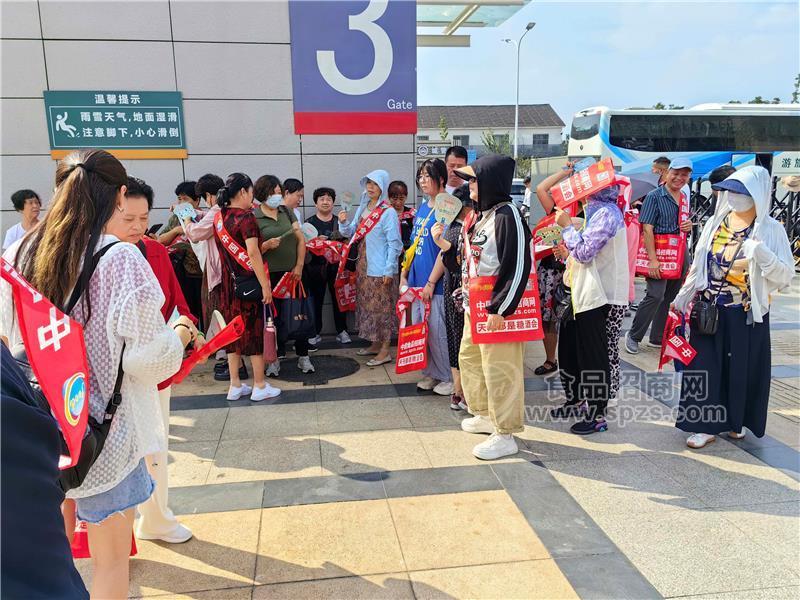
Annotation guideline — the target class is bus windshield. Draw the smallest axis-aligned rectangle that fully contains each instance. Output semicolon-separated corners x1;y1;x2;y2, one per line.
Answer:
571;114;600;140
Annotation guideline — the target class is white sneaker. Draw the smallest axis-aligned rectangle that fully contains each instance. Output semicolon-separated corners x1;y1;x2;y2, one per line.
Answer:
136;522;193;544
417;376;438;391
433;381;454;396
645;340;662;349
336;331;352;344
461;414;495;434
226;383;252;401
686;433;716;449
472;433;519;460
298;356;315;373
308;335;322;346
251;383;281;402
266;362;280;377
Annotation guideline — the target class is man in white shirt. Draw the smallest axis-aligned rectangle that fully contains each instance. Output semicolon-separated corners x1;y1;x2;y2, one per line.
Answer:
444;146;468;194
3;190;41;250
522;176;532;210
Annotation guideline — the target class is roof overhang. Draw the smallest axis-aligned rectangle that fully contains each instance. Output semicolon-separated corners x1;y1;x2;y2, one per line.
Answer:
417;0;530;47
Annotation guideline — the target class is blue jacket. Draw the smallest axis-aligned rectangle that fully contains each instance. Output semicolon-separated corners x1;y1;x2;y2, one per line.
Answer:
340;169;403;277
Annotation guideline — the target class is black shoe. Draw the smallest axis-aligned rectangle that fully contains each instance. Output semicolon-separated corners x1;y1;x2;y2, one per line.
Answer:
214;359;227;374
570;417;608;435
214;364;230;381
307;344;319;353
550;402;581;419
239;364;249;380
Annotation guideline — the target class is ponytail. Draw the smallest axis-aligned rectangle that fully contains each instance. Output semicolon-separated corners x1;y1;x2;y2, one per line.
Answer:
217;186;232;209
218;172;253;212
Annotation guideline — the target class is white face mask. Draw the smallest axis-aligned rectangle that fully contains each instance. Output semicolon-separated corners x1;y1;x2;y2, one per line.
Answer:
724;191;755;212
266;194;282;209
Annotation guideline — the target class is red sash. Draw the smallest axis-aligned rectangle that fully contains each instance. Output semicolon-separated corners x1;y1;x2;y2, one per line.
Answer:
334;203;389;312
395;287;430;374
463;212;544;344
398;208;416;222
0;258;89;469
213;211;255;272
634;190;689;280
659;310;697;371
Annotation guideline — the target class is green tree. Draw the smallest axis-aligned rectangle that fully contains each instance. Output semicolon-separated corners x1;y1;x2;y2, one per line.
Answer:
481;128;511;155
792;73;800;103
652;102;666;110
438;115;449;141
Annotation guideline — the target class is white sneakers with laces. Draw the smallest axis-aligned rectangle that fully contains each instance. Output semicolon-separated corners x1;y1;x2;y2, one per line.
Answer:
251;383;281;402
226;383;252;401
136;522;193;544
417;376;438;391
433;381;454;396
336;331;352;344
472;433;519;460
298;356;315;373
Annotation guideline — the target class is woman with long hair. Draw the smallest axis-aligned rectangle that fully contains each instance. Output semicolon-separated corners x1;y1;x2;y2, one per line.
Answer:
214;173;279;401
1;149;197;599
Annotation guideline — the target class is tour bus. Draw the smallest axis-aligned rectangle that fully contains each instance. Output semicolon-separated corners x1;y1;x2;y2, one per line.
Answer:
567;104;800;177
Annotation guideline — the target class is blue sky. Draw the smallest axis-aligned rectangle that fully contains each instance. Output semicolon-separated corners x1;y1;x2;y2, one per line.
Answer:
417;1;799;135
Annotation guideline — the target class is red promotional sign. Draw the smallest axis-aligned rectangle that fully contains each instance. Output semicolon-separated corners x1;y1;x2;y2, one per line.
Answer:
272;273;294;300
468;274;544;344
550;158;617;210
0;258;88;469
306;238;345;264
159;316;244;387
395;287;429;374
659;311;697;371
72;521;136;558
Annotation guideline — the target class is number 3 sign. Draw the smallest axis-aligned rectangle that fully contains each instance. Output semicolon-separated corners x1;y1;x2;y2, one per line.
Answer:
288;0;417;134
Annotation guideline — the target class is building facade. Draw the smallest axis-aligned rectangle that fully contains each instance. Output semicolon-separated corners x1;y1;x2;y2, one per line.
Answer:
1;0;416;236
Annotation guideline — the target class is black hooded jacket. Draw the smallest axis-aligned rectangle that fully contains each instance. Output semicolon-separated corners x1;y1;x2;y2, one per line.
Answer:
464;155;533;317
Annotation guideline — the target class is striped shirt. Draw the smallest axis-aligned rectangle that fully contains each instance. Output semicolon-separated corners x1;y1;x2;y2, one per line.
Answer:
639;185;683;234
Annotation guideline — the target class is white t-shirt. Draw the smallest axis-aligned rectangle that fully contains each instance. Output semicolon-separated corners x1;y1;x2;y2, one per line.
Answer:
523;188;532;208
2;223;27;251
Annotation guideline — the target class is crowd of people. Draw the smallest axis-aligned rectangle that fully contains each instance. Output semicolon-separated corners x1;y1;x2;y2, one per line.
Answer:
0;145;795;598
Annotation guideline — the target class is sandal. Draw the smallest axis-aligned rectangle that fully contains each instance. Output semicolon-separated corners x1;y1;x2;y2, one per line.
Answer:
366;356;392;367
687;433;716;449
727;431;746;440
356;348;378;356
534;361;558;376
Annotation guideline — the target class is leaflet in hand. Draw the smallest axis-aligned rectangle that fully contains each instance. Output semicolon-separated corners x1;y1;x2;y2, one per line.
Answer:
173;202;198;223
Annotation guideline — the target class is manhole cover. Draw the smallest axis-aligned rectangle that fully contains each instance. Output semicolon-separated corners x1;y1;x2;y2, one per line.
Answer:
271;354;360;385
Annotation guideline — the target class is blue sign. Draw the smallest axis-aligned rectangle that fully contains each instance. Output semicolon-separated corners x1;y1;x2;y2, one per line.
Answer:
288;0;416;134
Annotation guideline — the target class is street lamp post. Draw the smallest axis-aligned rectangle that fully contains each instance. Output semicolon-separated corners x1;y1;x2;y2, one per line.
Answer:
503;22;536;160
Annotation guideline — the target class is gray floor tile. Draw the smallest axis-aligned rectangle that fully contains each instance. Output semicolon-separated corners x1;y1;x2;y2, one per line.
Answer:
747;445;800;479
170;481;265;516
556;552;662;599
381;465;501;498
262;471;385;508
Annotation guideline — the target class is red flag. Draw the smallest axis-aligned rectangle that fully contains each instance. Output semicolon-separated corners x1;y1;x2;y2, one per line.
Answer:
271;273;294;300
0;258;90;469
306;238;345;264
549;158;617;210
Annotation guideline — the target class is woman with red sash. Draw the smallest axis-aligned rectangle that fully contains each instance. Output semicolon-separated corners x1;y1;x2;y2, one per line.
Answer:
213;173;279;402
338;170;403;366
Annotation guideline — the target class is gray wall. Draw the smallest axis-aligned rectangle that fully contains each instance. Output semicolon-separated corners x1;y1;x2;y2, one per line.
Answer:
1;0;415;235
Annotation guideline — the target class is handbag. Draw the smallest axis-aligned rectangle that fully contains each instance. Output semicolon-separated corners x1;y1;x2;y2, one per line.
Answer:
553;282;574;322
689;235;746;336
263;303;278;363
280;282;316;341
233;273;262;302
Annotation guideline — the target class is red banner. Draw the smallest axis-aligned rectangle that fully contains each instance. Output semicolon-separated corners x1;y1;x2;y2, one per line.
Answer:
468;275;544;344
659;311;697;371
159;316;244;387
395;287;430;374
549;158;617;210
334;269;357;312
0;258;89;469
272;273;294;299
306;238;345;264
635;190;689;280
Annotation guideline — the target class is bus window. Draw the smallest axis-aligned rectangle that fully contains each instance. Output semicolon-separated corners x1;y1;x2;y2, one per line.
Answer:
609;114;800;153
571;114;601;140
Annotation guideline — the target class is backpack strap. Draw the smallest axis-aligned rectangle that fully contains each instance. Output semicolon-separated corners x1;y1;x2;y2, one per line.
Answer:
65;241;120;314
102;344;125;422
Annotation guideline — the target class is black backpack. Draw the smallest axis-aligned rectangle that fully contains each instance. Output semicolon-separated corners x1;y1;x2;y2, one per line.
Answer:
12;242;124;493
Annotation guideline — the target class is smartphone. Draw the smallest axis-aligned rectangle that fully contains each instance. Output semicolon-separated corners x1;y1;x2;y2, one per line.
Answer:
147;223;163;236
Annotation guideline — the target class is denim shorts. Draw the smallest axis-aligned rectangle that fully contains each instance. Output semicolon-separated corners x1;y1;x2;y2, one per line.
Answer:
75;458;154;524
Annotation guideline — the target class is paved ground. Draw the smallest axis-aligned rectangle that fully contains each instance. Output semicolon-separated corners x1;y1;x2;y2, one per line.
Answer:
77;280;799;599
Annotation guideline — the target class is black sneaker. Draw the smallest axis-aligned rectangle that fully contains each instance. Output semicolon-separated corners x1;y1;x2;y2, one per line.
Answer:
214;359;227;374
570;417;608;435
238;364;249;380
550;402;581;419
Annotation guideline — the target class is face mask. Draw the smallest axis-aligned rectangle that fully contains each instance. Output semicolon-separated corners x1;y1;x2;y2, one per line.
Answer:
725;191;754;212
266;194;282;209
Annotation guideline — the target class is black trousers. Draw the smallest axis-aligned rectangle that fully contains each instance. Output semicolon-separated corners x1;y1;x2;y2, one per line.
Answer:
558;304;610;416
305;262;347;335
269;271;310;357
